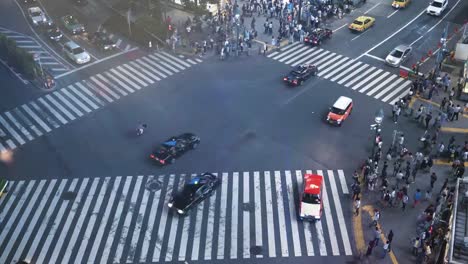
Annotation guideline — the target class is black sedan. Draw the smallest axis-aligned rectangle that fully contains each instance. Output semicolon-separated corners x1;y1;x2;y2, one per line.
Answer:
168;173;220;215
150;133;200;165
283;64;318;86
42;22;63;42
89;32;116;51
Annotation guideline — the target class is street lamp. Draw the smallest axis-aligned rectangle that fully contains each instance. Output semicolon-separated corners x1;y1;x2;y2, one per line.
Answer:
370;109;384;158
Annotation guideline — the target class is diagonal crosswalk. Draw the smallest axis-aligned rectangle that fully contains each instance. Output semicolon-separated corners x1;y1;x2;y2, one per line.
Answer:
268;43;411;104
0;52;201;153
0;169;353;263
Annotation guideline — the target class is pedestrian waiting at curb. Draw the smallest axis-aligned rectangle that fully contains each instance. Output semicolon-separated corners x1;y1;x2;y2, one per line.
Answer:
381;241;391;259
369;209;380;227
354;197;361;216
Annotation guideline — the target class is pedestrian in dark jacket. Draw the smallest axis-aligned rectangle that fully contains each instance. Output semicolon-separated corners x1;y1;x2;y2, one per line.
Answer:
366;240;376;256
387;230;394;244
430;173;437;189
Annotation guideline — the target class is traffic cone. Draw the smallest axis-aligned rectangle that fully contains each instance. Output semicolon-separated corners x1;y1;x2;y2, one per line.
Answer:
428;50;433;57
421;56;426;62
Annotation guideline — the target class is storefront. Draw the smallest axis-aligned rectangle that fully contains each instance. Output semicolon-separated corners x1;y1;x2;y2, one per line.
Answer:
461;60;468;101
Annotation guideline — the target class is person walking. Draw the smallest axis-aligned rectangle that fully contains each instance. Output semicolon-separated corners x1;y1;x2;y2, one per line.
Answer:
430;172;437;189
453;105;461;121
381;241;391;259
402;193;409;211
440;178;449;194
413;189;422;207
354;197;361;216
387;230;394;244
373;227;381;246
425;112;432;129
370;209;380;227
366;240;376;256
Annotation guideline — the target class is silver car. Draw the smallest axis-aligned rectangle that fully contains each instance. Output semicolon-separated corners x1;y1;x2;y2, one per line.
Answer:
385;45;412;67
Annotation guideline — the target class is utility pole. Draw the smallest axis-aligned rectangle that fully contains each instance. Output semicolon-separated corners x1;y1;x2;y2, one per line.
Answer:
435;22;449;76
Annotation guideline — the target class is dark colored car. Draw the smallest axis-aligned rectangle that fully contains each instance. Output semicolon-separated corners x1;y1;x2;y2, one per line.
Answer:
150;133;200;165
168;173;220;215
89;32;116;51
42;21;63;42
304;28;332;46
283;64;318;86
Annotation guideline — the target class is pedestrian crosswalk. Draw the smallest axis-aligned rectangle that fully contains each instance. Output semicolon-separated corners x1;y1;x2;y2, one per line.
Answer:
100;28;134;51
268;43;411;104
0;27;70;76
0;51;202;153
0;169;352;263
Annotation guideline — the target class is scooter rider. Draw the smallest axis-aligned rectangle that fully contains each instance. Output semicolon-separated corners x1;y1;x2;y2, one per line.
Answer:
137;124;147;136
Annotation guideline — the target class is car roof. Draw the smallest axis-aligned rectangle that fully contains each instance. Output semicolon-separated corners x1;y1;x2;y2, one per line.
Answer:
333;96;353;110
64;41;80;49
304;174;322;195
395;44;410;51
28;7;42;12
355;16;373;22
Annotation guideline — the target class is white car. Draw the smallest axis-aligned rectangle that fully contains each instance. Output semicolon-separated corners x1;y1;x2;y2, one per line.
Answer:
28;7;47;26
427;0;448;16
386;45;412;67
63;41;91;64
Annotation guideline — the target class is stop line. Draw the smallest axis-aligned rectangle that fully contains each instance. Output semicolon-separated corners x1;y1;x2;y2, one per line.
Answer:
0;169;353;263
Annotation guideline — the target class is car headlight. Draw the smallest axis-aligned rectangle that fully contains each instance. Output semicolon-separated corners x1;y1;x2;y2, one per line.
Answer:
315;216;320;220
33;20;38;24
177;209;184;214
337;119;342;123
168;202;173;208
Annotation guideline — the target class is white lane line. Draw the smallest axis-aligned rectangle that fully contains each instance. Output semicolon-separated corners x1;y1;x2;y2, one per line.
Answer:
242;172;250;259
61;178;100;264
114;176;144;263
284;47;317;65
304;50;331;65
357;9;426;60
280;41;301;51
275;171;289;257
330;61;362;81
0;180;46;261
306;170;326;256
30;101;59;128
41;61;60;65
317;57;349;77
22;179;68;261
153;52;186;70
14;108;42;137
387;9;399;18
140;175;164;262
253;171;263;258
313;53;338;67
89;75;120;99
390;89;410;105
333;23;348;32
272;44;305;60
38;178;80;264
101;177;132;264
5;139;16;149
359;71;391;93
267;51;279;58
367;74;398;96
95;73;127;97
351;30;370;41
113;67;143;90
54;47;139;79
230;172;240;259
410;35;424;46
117;65;148;87
364;53;386;62
317;170;339;256
352;69;384;91
203;173;218;260
0;142;5;152
105;71;135;93
53;92;83;117
191;193;206;261
364;3;380;14
344;66;375;87
374;77;405;99
75;82;107;106
0;115;26;145
337;170;349;194
115;39;122;47
125;44;131;51
148;54;180;73
5;111;33;141
382;80;411;102
75;177;110;264
186;58;197;65
69;84;100;110
61;88;92;113
291;48;323;67
134;59;167;79
315;54;343;71
21;104;51;132
128;176;149;264
264;171;276;257
295;171;314;256
215;173;229;260
160;51;192;68
285;171;302;257
327;170;352;255
194;58;203;63
45;94;75;121
278;45;310;62
152;176;175;262
141;56;173;76
129;61;161;81
122;63;154;84
165;182;180;262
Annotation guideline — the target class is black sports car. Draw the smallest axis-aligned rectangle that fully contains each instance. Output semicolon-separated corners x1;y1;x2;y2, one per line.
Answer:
89;32;116;51
303;28;332;46
42;22;63;42
283;64;318;86
168;173;220;215
150;133;200;165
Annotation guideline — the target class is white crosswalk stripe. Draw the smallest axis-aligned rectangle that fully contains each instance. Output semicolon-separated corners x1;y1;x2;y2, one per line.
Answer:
0;114;26;145
0;169;352;264
267;44;411;104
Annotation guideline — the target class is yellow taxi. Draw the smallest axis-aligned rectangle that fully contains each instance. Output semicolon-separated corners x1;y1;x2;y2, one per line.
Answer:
349;16;375;32
392;0;411;8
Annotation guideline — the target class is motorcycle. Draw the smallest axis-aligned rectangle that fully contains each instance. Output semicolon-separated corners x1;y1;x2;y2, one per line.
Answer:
136;124;147;136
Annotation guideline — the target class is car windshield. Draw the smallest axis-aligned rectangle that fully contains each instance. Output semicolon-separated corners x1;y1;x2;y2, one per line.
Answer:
353;20;363;25
291;70;302;76
31;11;42;17
303;193;320;204
390;49;404;58
431;2;443;8
331;107;345;115
71;47;85;54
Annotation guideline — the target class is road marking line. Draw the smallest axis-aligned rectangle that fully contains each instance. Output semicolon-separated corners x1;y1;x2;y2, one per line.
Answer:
364;53;386;62
310;52;335;65
367;74;398;96
129;61;161;81
186;58;197;65
115;39;122;47
382;80;411;102
75;82;106;106
278;45;310;62
148;54;180;73
135;58;167;79
61;88;92;113
214;172;228;260
315;54;343;71
304;50;331;64
275;171;289;257
272;44;305;60
306;170;326;256
337;170;349;195
242;172;251;258
357;9;426;60
141;56;173;76
291;48;323;66
154;53;186;70
330;61;361;81
343;66;373;87
351;68;383;90
284;47;317;65
122;63;154;84
364;3;380;14
374;77;405;99
295;171;314;256
0;114;26;145
5;111;33;141
358;71;390;93
141;175;164;262
69;84;100;110
387;10;399;18
54;47;139;79
333;23;348;32
318;57;349;77
195;58;203;63
106;70;135;93
285;171;302;257
30;101;60;128
14;108;42;137
191;185;206;261
203;173;218;260
21;104;51;132
229;172;240;259
253;171;263;258
317;170;339;255
152;175;175;262
116;65;147;88
45;94;75;121
264;171;276;257
89;75;120;100
160;51;192;68
389;89;410;105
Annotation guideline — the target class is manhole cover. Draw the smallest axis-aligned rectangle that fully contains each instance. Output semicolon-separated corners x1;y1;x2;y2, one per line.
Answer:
62;191;77;200
146;178;162;192
250;245;263;255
